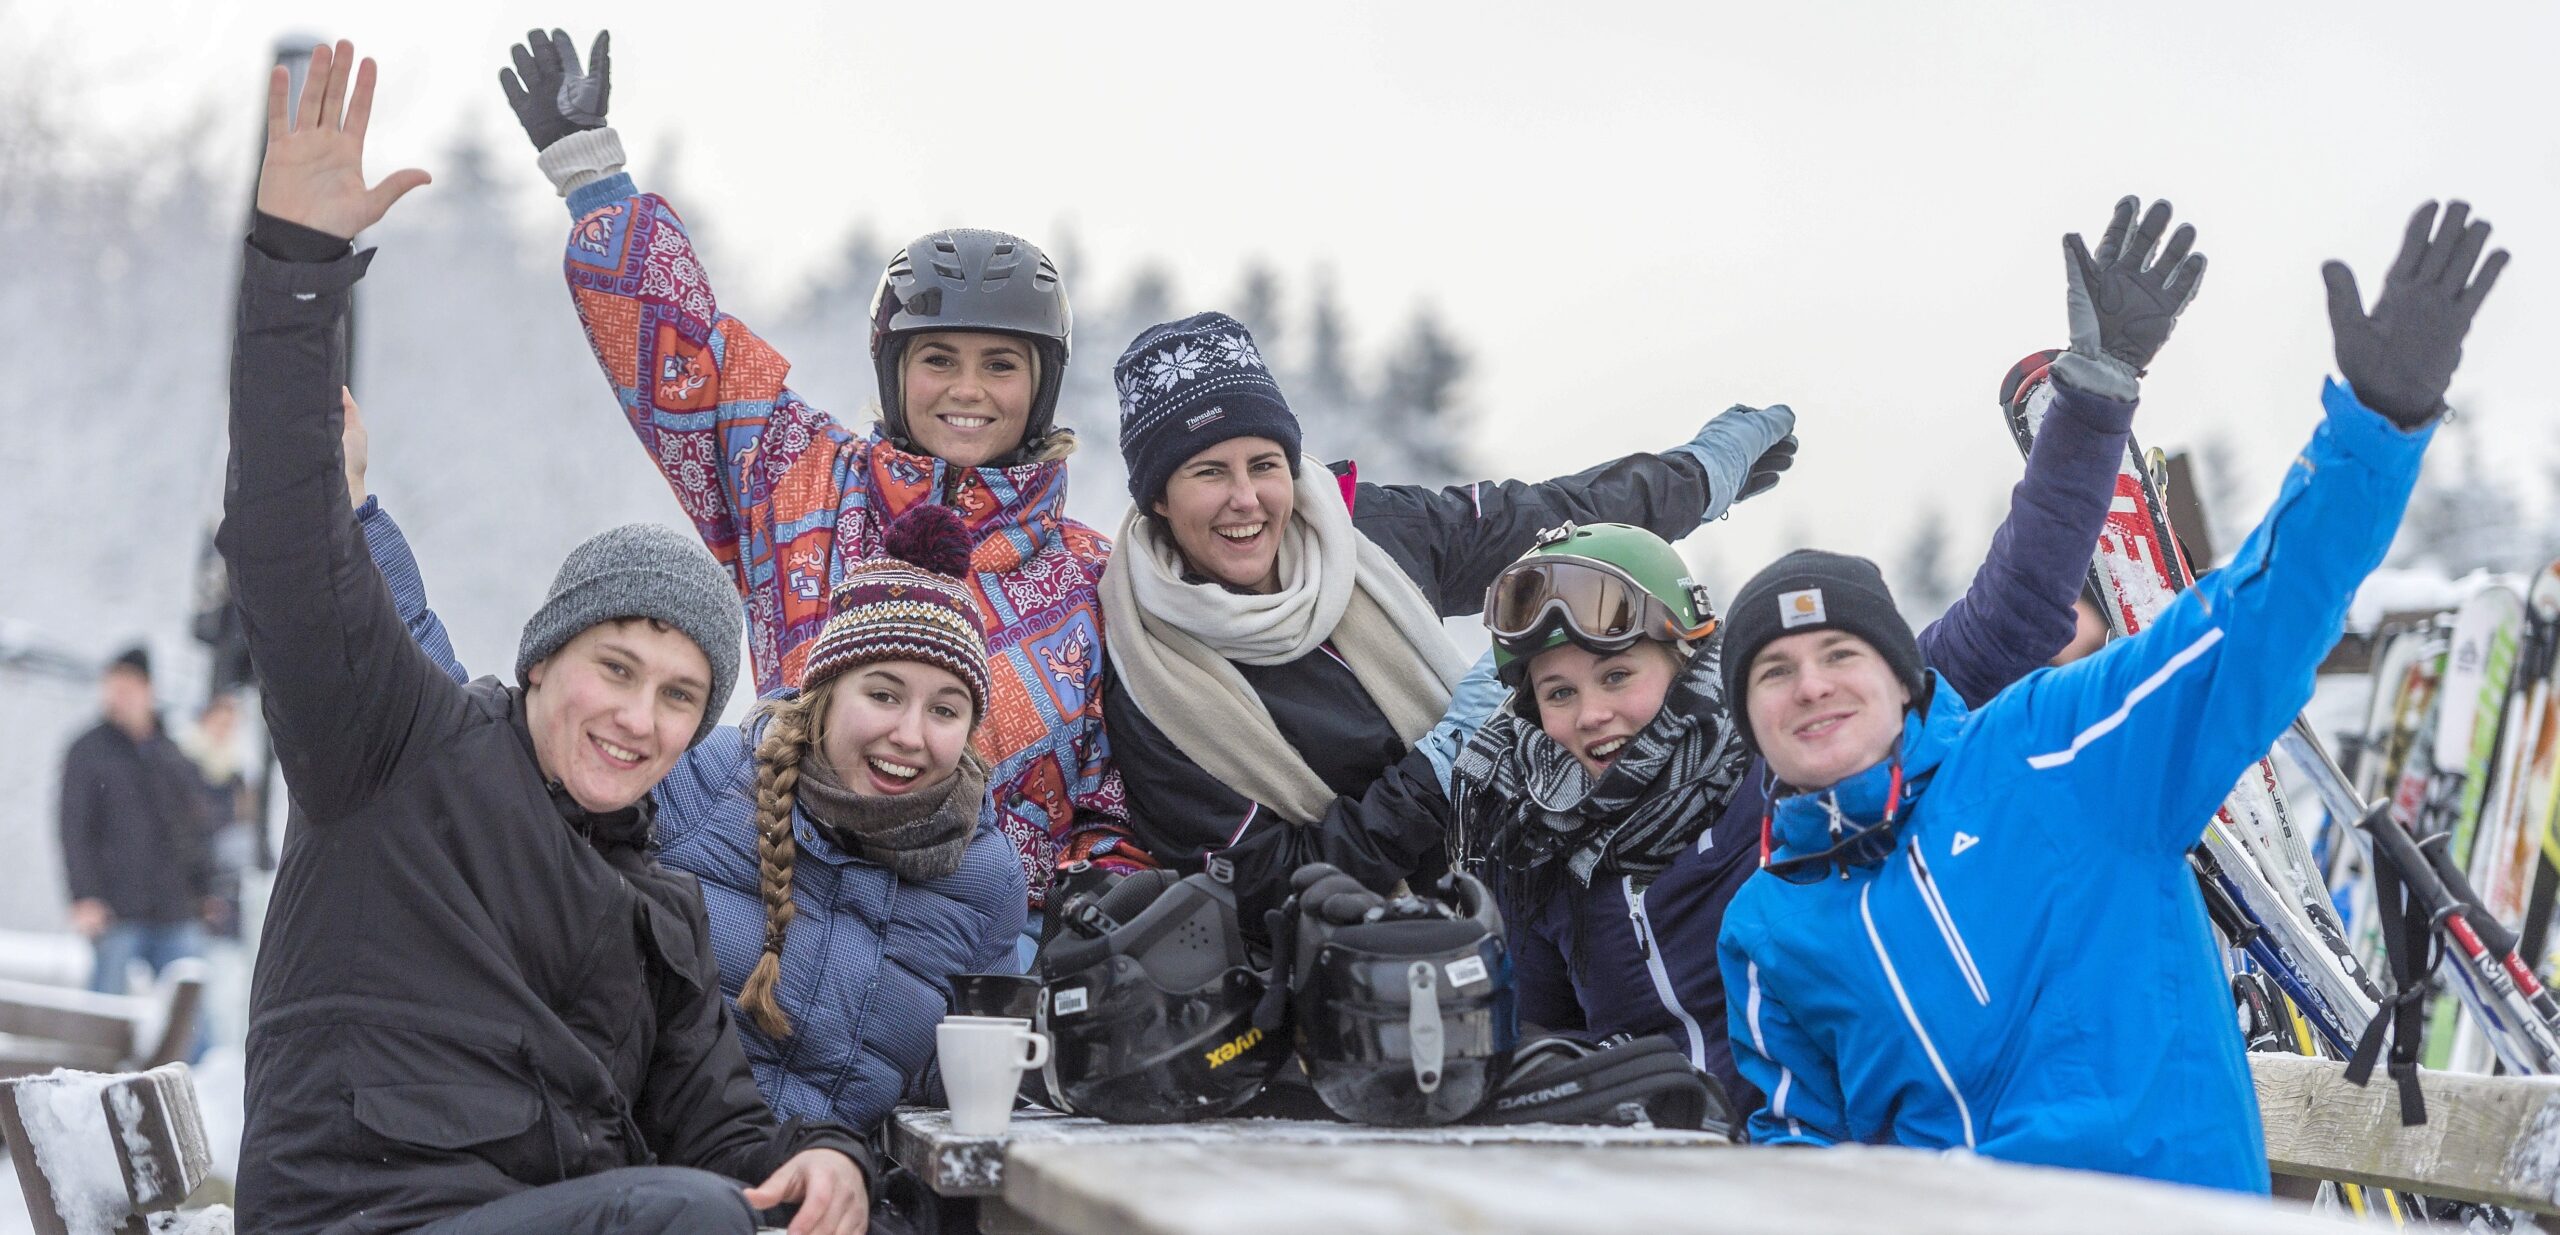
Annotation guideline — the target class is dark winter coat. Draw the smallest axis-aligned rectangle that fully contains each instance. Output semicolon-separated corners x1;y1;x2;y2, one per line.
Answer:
1723;380;2427;1191
360;497;1030;1133
221;232;866;1235
58;717;215;923
1500;378;2136;1107
1106;453;1714;923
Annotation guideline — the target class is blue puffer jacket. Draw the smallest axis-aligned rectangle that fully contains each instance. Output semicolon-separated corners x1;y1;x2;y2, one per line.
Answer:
1505;377;2135;1105
654;724;1026;1129
1719;380;2430;1193
358;503;1029;1132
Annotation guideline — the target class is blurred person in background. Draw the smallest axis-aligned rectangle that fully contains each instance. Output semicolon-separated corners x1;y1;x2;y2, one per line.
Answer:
179;690;262;940
57;644;218;995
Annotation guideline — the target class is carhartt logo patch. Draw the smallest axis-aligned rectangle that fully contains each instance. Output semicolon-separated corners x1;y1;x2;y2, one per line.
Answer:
1186;406;1226;430
1951;832;1980;857
1778;588;1826;629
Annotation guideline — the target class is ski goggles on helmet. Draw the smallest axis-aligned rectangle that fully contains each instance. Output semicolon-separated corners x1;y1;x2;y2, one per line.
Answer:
1485;556;1713;658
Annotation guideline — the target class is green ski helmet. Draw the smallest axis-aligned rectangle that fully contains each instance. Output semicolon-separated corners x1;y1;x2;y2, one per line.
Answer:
1484;522;1717;689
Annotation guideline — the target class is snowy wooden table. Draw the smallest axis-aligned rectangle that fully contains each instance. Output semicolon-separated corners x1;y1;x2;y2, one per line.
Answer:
886;1105;1731;1198
886;1108;2336;1234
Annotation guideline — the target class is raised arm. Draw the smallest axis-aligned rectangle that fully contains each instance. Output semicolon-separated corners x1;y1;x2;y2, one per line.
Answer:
1917;376;2128;705
216;42;449;825
1348;403;1791;616
501;30;850;645
1996;201;2501;858
1922;197;2205;706
340;393;469;684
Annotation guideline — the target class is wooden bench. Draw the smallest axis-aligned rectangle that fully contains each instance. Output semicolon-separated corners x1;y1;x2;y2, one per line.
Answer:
0;963;206;1081
0;1064;223;1235
2252;1049;2560;1215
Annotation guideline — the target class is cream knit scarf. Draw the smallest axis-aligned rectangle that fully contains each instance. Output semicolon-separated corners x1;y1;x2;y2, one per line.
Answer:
1102;459;1468;825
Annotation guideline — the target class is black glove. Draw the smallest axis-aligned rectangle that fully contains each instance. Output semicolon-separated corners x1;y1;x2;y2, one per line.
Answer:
1738;434;1796;502
2062;196;2206;387
2323;200;2509;428
499;28;611;153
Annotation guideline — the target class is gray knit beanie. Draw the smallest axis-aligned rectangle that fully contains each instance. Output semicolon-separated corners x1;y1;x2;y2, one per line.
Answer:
515;523;743;748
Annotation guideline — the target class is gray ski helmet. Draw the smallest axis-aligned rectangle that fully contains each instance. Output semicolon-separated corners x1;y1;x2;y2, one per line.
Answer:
868;229;1072;458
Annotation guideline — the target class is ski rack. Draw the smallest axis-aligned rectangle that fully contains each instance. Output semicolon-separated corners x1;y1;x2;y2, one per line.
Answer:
2287;725;2560;1076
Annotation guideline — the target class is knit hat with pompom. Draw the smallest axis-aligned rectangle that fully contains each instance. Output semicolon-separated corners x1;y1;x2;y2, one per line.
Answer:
801;506;991;726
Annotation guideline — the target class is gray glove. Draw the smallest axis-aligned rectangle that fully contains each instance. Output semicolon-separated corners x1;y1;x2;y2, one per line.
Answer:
2323;200;2508;428
499;29;611;153
2055;196;2205;401
1669;404;1797;523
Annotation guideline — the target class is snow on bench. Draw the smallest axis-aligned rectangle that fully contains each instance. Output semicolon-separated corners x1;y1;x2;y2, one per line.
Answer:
0;1065;227;1235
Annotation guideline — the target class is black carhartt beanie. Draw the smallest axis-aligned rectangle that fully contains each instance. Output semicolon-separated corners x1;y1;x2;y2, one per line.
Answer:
1721;550;1926;751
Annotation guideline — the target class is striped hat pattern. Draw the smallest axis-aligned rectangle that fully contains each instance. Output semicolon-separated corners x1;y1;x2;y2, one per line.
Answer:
803;505;991;725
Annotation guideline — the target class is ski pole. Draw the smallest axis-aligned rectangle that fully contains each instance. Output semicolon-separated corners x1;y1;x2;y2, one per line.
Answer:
2359;804;2560;1073
2415;829;2560;1040
2287;713;2560;1046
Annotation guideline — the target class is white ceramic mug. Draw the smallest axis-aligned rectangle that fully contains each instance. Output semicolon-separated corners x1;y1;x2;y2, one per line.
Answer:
937;1015;1050;1136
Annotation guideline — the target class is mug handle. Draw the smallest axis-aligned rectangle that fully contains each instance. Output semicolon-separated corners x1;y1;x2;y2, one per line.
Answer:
1017;1029;1051;1071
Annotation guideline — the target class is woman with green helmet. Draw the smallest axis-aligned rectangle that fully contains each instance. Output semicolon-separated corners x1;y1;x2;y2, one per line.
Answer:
1453;196;2204;1111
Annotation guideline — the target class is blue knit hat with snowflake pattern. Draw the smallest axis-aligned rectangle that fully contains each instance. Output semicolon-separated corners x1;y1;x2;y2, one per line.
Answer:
1114;311;1302;509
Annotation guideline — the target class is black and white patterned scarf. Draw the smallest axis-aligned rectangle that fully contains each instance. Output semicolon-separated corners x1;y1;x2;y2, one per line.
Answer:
1451;635;1749;916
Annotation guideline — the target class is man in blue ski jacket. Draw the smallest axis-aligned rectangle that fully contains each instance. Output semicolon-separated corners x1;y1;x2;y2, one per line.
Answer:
1716;201;2507;1193
1462;196;2185;1113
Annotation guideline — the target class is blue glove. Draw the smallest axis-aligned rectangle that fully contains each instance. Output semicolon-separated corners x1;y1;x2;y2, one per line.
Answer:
1419;651;1506;797
1668;404;1797;523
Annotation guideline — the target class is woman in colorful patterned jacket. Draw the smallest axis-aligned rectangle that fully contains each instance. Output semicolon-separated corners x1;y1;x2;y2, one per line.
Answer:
500;30;1123;952
1099;311;1797;927
354;402;1027;1135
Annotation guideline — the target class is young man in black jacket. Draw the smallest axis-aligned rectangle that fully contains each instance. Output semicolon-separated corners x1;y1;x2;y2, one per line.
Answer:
223;42;869;1235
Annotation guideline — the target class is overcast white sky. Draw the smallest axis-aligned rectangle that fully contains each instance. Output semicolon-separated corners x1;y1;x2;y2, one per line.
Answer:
31;0;2560;590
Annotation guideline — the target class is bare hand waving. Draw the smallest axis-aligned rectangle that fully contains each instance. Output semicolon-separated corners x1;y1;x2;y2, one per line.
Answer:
256;41;431;240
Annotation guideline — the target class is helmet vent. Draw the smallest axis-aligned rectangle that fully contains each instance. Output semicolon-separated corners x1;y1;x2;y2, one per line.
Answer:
1034;255;1061;290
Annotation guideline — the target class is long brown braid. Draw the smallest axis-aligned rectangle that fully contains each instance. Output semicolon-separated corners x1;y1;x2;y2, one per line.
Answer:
736;685;830;1038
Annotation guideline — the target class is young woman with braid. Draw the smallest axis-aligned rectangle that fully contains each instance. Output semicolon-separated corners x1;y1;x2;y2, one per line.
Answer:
346;391;1025;1133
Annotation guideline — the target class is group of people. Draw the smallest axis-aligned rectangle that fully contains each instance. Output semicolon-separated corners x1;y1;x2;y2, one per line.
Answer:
188;29;2506;1235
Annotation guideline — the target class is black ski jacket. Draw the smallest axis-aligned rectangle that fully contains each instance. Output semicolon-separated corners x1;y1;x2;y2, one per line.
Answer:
58;717;215;923
221;234;866;1235
1104;454;1713;925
